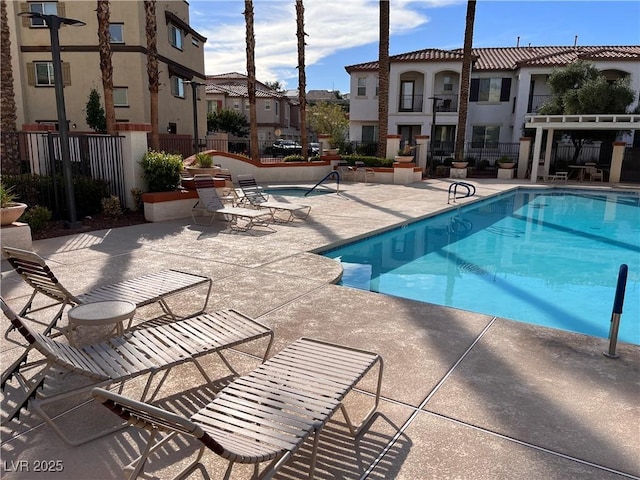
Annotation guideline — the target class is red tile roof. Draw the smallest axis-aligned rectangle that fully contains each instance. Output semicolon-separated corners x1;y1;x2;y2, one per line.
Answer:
205;83;286;99
345;46;640;73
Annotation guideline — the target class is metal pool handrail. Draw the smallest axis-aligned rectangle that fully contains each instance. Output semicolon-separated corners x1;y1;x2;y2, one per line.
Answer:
305;171;340;196
448;182;476;204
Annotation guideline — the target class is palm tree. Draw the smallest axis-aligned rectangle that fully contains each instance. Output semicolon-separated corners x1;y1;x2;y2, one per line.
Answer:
244;1;259;161
377;0;390;159
144;0;159;150
0;0;20;174
97;0;115;134
296;0;308;160
454;0;476;162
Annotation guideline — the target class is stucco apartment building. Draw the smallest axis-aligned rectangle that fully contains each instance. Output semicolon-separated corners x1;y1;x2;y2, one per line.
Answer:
206;72;302;144
346;45;640;151
6;0;206;137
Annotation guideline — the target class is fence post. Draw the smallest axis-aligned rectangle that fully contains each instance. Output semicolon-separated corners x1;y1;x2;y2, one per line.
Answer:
115;123;150;209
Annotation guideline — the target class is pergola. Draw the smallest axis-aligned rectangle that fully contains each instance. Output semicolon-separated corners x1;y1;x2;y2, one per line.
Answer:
524;114;640;183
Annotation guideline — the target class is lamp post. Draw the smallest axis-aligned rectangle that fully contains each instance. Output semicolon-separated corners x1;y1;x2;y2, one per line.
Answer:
428;96;441;177
18;11;85;228
185;80;206;154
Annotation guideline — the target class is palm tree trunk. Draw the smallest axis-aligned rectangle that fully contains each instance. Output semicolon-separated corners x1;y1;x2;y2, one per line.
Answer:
97;0;115;134
0;0;20;174
377;0;390;159
244;1;259;161
296;1;308;161
454;0;476;162
144;0;159;150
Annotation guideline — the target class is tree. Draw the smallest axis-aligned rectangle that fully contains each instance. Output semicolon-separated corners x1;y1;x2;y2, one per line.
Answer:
244;1;259;161
265;80;284;92
454;0;476;163
377;0;389;159
97;0;115;134
0;0;20;174
307;101;348;148
86;88;107;132
538;61;636;162
207;109;250;137
296;0;308;160
144;0;159;150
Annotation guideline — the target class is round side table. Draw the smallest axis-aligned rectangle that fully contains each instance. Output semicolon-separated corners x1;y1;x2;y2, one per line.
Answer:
67;300;136;346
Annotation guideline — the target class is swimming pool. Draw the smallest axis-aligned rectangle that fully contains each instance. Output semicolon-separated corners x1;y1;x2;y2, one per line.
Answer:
263;187;333;197
322;188;640;344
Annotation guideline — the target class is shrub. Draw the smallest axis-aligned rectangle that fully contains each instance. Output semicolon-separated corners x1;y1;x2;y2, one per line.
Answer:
21;205;52;232
283;154;305;162
194;152;213;167
101;195;123;217
140;150;183;193
0;181;18;208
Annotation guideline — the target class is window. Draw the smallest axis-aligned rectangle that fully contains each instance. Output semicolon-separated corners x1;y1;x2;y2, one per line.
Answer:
362;125;377;142
233;100;240;110
28;2;57;27
399;80;415;111
472;125;500;148
265;99;271;111
274;101;279;116
375;77;379;97
35;62;55;85
168;24;183;49
470;78;511;102
443;76;453;91
113;87;128;107
245;100;250;110
109;24;124;43
357;77;366;96
171;76;185;98
192;37;200;47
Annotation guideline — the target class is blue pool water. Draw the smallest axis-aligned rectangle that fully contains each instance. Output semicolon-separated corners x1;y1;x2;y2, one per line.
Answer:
322;189;640;344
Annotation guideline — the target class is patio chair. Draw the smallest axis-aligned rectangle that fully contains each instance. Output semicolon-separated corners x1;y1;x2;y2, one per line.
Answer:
0;297;274;446
2;246;212;339
191;175;275;232
354;161;375;184
92;337;383;480
585;165;604;182
236;174;311;222
336;161;356;181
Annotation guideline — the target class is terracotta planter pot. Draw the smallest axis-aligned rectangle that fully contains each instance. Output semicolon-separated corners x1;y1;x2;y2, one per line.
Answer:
394;156;414;163
498;162;516;169
0;203;27;226
185;166;221;176
452;162;469;169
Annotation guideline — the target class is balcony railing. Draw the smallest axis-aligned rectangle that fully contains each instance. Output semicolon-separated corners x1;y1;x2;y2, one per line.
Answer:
434;94;459;112
398;94;424;112
528;95;552;113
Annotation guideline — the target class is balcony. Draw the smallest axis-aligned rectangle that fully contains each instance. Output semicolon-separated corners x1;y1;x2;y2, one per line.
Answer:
398;94;424;112
434;94;459;112
528;95;552;113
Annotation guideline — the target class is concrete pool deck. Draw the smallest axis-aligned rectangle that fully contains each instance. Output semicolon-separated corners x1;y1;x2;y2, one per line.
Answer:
1;178;638;479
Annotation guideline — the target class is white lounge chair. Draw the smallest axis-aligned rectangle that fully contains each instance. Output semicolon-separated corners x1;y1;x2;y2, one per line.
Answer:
191;175;275;232
0;297;274;446
92;337;383;479
237;174;311;222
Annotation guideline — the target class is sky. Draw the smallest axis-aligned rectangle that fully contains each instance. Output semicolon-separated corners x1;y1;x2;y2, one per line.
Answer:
188;0;640;94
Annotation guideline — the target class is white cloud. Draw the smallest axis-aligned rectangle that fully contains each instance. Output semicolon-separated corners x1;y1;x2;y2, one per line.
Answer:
191;0;429;88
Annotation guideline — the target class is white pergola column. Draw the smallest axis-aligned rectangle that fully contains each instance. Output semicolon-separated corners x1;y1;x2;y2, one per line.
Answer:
609;141;626;183
530;126;544;183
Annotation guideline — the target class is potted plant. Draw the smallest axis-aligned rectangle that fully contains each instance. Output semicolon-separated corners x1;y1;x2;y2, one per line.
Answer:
0;182;28;226
394;145;415;163
185;152;221;176
497;155;516;169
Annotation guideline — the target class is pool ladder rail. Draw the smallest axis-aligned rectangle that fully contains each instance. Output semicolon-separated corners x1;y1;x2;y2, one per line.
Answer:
448;181;476;204
305;171;341;197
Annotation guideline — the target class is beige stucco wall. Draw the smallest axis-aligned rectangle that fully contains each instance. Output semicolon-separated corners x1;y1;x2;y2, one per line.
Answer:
10;0;206;136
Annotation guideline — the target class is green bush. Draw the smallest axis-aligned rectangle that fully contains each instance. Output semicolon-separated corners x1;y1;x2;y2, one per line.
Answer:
339;155;393;168
2;173;109;217
21;205;52;232
140;150;183;193
194;152;213;167
130;188;143;212
283;154;305;162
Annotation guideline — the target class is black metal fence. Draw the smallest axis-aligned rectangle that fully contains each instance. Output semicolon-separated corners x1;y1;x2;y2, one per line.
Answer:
6;131;126;216
428;142;520;166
